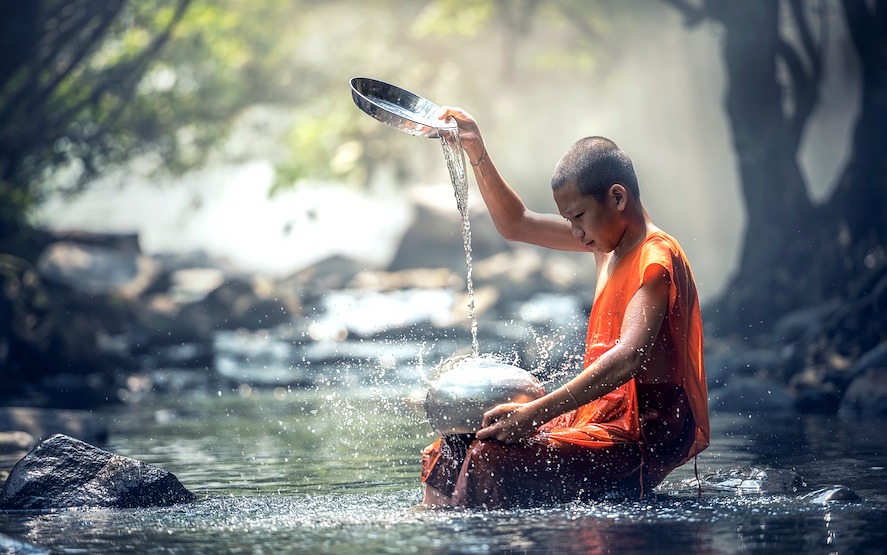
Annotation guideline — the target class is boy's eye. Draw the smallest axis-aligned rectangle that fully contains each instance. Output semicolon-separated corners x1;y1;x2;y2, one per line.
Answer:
574;213;584;220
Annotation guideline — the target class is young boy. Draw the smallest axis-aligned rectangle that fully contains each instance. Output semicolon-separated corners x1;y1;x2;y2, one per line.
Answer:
420;107;710;509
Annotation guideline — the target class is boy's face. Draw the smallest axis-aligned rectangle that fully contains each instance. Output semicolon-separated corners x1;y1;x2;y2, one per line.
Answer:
553;180;626;254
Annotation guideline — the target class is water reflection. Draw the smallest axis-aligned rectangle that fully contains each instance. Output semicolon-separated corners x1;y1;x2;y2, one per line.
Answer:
5;486;884;554
2;385;886;554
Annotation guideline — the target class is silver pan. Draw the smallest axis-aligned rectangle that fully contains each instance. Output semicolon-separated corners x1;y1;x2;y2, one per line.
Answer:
350;77;456;139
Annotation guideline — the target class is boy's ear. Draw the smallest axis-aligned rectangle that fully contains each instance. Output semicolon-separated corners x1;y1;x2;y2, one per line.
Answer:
610;184;627;210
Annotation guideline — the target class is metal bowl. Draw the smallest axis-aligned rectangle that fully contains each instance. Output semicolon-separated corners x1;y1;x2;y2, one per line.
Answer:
424;358;546;435
350;77;456;139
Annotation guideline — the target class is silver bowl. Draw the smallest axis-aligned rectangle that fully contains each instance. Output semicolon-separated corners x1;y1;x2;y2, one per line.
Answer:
350;77;456;139
424;358;546;435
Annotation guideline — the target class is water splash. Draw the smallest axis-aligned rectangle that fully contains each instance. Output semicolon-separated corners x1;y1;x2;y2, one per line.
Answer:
438;127;479;357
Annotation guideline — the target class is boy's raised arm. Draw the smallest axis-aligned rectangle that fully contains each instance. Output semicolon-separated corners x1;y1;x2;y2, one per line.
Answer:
439;107;583;252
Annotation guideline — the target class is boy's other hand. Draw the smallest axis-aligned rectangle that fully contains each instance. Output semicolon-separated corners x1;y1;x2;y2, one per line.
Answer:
476;402;539;444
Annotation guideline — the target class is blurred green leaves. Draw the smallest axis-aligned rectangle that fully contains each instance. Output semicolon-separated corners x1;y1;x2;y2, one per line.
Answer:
0;0;622;237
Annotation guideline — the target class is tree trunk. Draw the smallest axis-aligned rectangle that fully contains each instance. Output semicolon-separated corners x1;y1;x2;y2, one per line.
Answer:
704;0;817;335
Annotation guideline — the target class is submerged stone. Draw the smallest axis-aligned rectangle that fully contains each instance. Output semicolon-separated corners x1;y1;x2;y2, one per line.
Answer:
0;434;196;511
699;466;806;494
801;485;861;504
0;532;48;554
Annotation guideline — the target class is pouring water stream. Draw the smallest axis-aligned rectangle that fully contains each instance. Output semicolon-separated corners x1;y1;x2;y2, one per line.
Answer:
438;126;479;358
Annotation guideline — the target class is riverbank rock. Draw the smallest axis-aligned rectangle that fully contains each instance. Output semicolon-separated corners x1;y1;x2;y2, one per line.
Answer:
0;431;37;474
36;240;161;299
0;431;36;453
704;346;788;390
0;407;107;445
840;367;887;418
0;434;196;511
387;202;510;273
708;376;795;413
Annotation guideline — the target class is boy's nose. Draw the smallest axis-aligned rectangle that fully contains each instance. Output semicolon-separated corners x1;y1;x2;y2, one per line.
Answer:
572;224;584;239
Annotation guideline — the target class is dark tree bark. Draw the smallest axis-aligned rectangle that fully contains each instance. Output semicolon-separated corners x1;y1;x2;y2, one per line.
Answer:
665;0;887;341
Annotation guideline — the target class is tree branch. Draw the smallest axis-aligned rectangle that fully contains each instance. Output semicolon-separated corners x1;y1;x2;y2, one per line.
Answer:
0;2;124;128
788;0;822;76
90;0;194;139
776;38;817;149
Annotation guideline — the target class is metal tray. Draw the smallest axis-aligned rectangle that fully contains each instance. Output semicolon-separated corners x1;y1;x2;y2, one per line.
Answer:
350;77;456;139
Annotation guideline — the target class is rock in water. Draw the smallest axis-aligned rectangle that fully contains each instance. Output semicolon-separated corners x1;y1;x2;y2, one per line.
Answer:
801;485;862;504
0;434;196;511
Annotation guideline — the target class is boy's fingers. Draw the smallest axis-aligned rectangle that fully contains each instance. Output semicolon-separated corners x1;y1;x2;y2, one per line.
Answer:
475;423;496;440
437;106;457;120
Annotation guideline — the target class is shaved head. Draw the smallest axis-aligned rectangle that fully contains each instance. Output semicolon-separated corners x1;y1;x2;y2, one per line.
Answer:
551;136;639;201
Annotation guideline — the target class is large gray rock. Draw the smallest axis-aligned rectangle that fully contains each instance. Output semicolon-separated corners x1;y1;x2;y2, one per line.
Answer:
36;241;161;299
387;203;510;273
0;434;196;511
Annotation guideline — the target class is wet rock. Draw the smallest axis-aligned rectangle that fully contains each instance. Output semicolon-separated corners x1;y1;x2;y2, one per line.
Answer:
47;230;141;253
36;241;161;299
473;250;591;322
0;434;196;511
704;347;788;390
178;277;293;332
168;267;226;302
0;431;37;473
791;372;844;414
0;407;107;445
0;532;48;554
296;255;366;294
848;341;887;378
708;377;795;413
0;431;36;453
132;293;214;347
36;372;118;408
699;466;806;494
311;288;458;338
387;202;510;273
801;485;861;504
771;300;841;343
349;267;460;291
840;367;887;418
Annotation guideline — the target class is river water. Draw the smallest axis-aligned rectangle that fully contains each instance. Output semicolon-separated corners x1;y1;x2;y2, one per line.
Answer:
1;381;886;554
4;114;885;555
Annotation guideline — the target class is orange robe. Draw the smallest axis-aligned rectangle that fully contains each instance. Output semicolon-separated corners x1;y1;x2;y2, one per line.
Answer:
421;230;709;508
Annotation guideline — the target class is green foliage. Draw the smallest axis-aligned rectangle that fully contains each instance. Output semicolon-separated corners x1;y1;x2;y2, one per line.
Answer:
413;0;496;37
0;0;631;237
0;0;299;233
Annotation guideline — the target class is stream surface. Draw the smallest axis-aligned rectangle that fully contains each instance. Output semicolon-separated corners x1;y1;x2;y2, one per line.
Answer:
1;384;886;554
5;118;886;555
